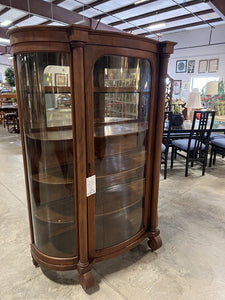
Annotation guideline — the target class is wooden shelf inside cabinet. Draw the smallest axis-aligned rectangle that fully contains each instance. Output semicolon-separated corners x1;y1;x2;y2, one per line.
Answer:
94;122;148;137
95;178;145;216
32;164;74;185
44;86;71;94
96;150;146;177
34;197;75;224
27;130;72;141
94;87;137;93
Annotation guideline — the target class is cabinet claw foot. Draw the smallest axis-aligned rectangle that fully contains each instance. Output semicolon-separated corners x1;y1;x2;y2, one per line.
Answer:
148;235;162;251
32;256;39;267
79;270;95;290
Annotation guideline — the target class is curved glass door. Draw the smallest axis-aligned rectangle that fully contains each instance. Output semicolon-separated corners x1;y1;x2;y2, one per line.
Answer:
16;52;76;258
93;55;151;250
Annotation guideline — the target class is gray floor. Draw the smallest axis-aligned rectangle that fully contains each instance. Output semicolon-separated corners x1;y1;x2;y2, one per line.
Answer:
1;126;225;300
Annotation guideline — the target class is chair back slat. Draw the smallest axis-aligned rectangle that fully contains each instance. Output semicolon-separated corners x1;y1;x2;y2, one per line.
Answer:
163;111;172;145
188;110;215;156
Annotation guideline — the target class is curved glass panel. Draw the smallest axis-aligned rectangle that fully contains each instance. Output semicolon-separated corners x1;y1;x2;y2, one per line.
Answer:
16;52;76;257
94;55;151;250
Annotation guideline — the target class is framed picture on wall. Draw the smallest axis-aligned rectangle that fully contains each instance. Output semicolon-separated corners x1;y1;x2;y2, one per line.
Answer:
173;80;182;95
55;73;68;86
176;60;187;73
187;60;195;73
208;59;219;73
198;60;208;73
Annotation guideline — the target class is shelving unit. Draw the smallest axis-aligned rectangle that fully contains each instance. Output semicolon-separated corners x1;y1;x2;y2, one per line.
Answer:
9;24;175;290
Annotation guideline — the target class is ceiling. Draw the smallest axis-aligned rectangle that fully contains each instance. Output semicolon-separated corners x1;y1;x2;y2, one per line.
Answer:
0;0;225;56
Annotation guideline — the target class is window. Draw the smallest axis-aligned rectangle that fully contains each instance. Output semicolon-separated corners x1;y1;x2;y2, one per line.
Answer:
191;77;219;92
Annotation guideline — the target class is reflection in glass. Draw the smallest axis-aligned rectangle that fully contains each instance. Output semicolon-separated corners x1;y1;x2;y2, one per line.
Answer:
16;52;76;257
94;55;151;250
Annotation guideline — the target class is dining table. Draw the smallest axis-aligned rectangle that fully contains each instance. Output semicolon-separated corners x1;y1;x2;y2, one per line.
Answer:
164;119;225;140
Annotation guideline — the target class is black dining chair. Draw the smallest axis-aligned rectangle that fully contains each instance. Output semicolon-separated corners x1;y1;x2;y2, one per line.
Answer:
161;111;172;179
170;110;215;177
209;137;225;167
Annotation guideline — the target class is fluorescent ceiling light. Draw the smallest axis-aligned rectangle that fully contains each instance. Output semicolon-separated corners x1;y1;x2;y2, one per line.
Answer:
148;23;166;30
135;0;148;4
0;38;10;45
0;20;12;27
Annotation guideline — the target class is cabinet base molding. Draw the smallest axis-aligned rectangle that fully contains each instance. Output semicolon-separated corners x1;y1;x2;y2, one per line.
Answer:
31;244;78;271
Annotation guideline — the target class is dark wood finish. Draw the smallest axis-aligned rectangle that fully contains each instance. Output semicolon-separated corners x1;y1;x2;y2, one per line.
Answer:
9;25;175;290
150;43;173;232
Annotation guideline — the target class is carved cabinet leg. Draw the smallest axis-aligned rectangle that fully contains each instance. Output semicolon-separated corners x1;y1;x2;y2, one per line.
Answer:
32;256;39;268
148;235;162;251
79;270;95;290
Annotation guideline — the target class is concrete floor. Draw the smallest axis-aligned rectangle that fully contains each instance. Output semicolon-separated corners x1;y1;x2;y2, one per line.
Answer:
1;126;225;300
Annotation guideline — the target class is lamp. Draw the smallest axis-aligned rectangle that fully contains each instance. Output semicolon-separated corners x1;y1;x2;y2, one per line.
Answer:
205;81;218;96
186;88;202;120
205;81;218;109
186;88;202;108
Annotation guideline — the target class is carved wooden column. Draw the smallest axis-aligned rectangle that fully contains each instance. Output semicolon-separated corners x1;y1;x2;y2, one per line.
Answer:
148;41;176;250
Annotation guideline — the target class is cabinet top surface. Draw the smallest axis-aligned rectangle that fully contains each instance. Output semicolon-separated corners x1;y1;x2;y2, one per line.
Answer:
8;24;176;55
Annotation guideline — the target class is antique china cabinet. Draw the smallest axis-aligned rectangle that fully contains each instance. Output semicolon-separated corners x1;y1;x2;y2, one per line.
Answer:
9;25;175;290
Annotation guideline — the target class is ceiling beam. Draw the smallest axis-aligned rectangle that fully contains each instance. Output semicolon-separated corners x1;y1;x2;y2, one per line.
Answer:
207;0;225;21
93;0;158;20
124;8;214;32
52;0;65;4
107;0;203;26
138;17;222;36
74;0;110;13
0;0;120;32
0;7;10;15
11;15;30;27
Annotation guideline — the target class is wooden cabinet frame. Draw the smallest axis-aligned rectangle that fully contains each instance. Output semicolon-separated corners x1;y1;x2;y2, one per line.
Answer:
9;25;175;290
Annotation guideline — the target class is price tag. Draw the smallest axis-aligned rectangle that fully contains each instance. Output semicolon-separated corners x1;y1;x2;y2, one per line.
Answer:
86;175;96;197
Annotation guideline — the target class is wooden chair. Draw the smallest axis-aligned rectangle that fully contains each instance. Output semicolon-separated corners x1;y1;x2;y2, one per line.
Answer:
171;110;215;177
161;111;172;179
3;112;18;132
209;137;225;167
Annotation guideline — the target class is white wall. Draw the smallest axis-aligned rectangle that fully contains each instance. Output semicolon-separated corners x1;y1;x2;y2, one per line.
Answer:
162;24;225;99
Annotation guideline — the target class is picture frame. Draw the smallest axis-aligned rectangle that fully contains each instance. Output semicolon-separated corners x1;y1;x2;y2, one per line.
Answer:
208;59;219;73
55;73;68;86
187;60;195;73
176;60;187;73
198;60;208;73
173;80;182;95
